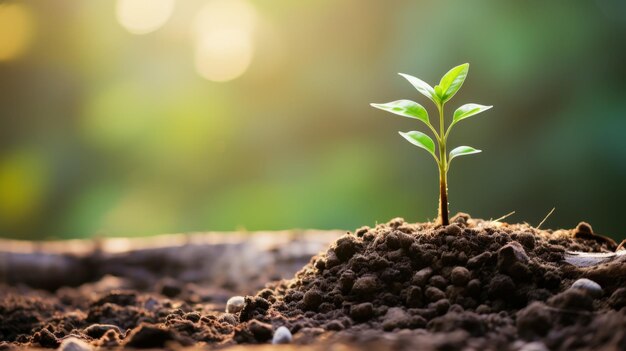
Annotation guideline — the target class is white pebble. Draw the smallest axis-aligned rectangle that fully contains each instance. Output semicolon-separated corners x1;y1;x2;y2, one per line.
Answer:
59;337;93;351
272;326;292;344
571;278;603;298
225;296;245;313
519;341;549;351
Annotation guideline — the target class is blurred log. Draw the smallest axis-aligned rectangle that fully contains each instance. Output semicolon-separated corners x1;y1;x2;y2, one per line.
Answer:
0;230;342;291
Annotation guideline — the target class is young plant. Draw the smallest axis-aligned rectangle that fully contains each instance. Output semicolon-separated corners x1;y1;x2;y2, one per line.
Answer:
371;63;492;226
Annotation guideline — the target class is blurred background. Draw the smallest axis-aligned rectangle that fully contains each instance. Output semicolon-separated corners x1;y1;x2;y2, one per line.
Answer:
0;0;625;241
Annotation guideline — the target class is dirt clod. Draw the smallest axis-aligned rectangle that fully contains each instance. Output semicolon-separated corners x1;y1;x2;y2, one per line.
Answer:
516;302;552;338
425;287;446;302
32;329;59;348
487;274;515;299
351;276;379;297
411;267;433;287
83;324;121;339
124;324;178;349
608;287;626;309
302;289;323;311
247;320;273;342
334;235;361;262
450;267;471;287
350;303;374;321
382;307;411;331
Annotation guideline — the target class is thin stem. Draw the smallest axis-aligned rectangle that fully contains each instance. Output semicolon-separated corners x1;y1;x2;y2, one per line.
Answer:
439;104;446;163
436;103;449;226
438;163;449;226
426;122;442;144
443;121;455;143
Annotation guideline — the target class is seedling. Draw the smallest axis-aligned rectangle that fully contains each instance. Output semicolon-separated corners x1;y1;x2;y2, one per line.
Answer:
371;63;492;226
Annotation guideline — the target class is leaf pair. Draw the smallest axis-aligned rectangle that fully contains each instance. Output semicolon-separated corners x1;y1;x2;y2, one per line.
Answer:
371;63;492;167
399;63;468;105
370;99;491;131
399;131;480;166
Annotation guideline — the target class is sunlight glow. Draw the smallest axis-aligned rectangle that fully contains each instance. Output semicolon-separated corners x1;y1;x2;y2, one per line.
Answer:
0;150;47;225
193;0;257;82
116;0;175;35
0;3;35;61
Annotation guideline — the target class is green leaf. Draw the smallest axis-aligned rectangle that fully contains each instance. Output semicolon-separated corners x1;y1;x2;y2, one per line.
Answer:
438;63;469;103
398;73;438;104
453;103;492;123
399;131;437;159
449;146;481;163
370;100;429;125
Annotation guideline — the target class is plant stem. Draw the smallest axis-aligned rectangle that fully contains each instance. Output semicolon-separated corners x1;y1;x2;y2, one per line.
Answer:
437;103;449;226
437;163;449;226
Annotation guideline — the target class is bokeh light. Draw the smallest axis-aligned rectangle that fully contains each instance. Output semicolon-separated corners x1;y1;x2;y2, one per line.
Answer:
0;149;47;227
116;0;175;35
0;3;35;61
193;0;256;82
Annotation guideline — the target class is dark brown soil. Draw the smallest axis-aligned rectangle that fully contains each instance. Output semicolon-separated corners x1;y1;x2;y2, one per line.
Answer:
1;214;626;350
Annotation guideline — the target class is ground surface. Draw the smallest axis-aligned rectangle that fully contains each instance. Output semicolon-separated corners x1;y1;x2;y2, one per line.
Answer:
1;214;626;350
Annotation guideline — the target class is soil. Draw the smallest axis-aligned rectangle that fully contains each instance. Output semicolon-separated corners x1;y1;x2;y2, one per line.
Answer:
1;214;626;350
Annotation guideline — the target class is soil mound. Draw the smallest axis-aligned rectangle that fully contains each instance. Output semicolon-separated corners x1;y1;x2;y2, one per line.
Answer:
241;214;626;350
1;214;625;350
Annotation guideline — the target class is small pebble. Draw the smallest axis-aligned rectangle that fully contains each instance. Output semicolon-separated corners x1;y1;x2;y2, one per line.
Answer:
271;326;292;344
570;278;603;298
519;341;549;351
226;296;245;313
59;337;93;351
